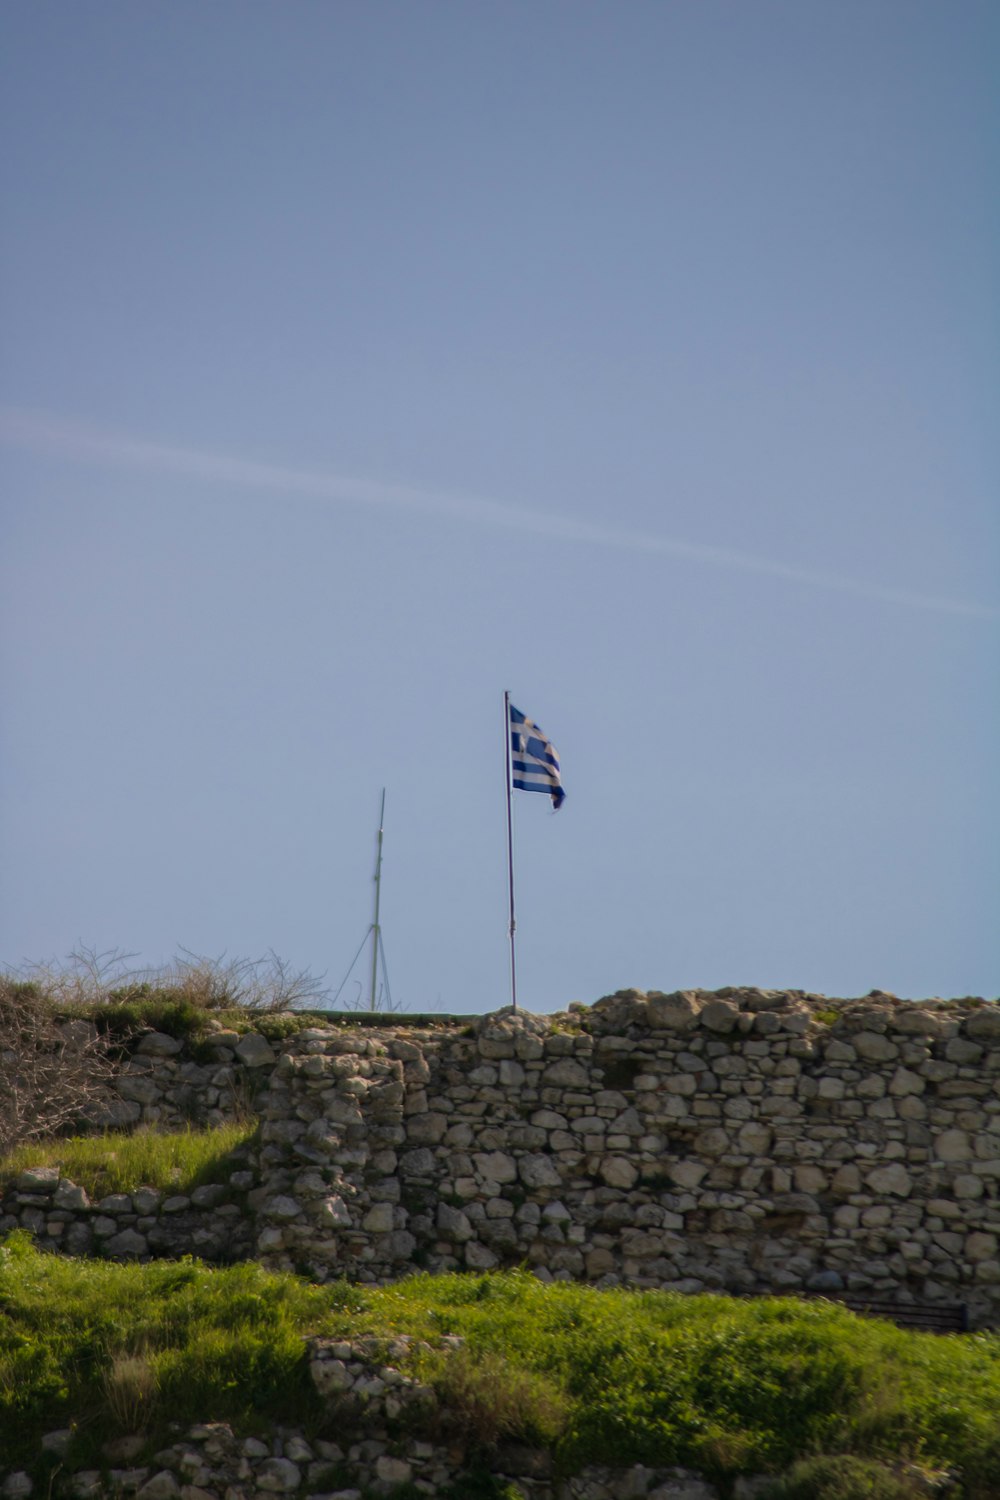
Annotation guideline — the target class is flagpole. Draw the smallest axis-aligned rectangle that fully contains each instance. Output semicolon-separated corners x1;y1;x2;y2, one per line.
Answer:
503;690;517;1012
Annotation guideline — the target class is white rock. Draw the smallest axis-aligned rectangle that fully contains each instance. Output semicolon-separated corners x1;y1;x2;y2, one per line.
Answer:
518;1154;563;1189
136;1473;181;1500
361;1203;394;1233
256;1458;302;1492
600;1156;639;1190
318;1195;352;1228
234;1032;276;1068
865;1164;912;1197
375;1457;412;1485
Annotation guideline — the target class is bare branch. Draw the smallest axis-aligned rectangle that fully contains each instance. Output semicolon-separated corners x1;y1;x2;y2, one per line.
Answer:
0;980;121;1154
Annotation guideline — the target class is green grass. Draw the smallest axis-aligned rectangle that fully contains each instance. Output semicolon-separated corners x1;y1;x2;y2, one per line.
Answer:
2;1245;999;1494
0;1122;257;1199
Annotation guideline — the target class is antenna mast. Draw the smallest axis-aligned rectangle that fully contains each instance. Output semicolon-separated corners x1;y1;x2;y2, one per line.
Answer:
330;789;394;1012
369;787;385;1011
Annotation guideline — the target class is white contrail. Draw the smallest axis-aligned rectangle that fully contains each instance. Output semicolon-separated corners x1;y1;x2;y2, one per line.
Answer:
2;405;996;621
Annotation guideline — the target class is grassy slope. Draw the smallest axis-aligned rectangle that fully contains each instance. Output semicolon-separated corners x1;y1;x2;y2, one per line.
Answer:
1;1123;257;1199
1;1239;998;1494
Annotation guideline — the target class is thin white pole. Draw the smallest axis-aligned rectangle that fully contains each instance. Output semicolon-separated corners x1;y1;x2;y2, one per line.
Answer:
504;691;517;1012
369;788;385;1010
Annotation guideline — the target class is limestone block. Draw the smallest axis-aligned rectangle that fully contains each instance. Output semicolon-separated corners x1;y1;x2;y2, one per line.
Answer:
807;1269;844;1292
794;1165;827;1193
865;1164;912;1196
694;1128;730;1156
136;1032;184;1057
543;1058;590;1087
889;1068;925;1097
362;1203;394;1233
136;1474;181;1500
945;1037;983;1065
700;1000;740;1033
105;1228;148;1257
318;1195;352;1228
737;1122;772;1154
406;1112;449;1146
964;1006;1000;1042
16;1166;59;1192
255;1458;301;1492
117;1076;161;1105
519;1154;563;1189
190;1184;228;1208
310;1356;352;1395
437;1203;474;1241
400;1148;437;1178
889;1009;947;1038
600;1156;639;1189
722;1094;754;1120
387;1229;417;1260
670;1160;708;1189
934;1130;972;1162
853;1032;899;1062
816;1077;845;1100
265;1195;303;1221
647;991;703;1031
52;1179;90;1211
465;1240;499;1269
473;1151;517;1184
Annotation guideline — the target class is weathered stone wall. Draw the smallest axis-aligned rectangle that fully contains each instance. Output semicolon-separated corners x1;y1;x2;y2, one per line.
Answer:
97;1025;277;1132
0;1161;255;1263
4;991;999;1326
249;991;1000;1327
6;1414;747;1500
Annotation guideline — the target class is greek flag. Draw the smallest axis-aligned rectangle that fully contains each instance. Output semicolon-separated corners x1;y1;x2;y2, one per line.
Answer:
509;703;565;810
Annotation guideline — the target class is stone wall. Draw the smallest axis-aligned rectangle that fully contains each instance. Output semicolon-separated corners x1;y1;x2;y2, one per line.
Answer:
8;1416;752;1500
248;990;1000;1328
4;991;999;1325
3;989;997;1499
0;1160;255;1264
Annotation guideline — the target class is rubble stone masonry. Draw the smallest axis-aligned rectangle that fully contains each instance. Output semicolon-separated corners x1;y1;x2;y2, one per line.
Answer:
3;989;999;1326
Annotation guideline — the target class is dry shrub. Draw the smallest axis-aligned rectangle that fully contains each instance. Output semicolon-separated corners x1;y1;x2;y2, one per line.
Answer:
0;979;119;1153
103;1350;158;1431
11;944;329;1014
431;1348;569;1451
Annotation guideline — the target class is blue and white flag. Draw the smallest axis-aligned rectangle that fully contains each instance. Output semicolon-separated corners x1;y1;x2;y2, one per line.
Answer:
509;703;565;810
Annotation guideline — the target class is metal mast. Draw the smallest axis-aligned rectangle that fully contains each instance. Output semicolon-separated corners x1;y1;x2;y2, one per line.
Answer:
331;788;394;1012
369;787;385;1011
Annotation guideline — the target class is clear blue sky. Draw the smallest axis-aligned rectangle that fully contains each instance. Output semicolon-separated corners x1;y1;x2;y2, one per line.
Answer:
2;2;997;1010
